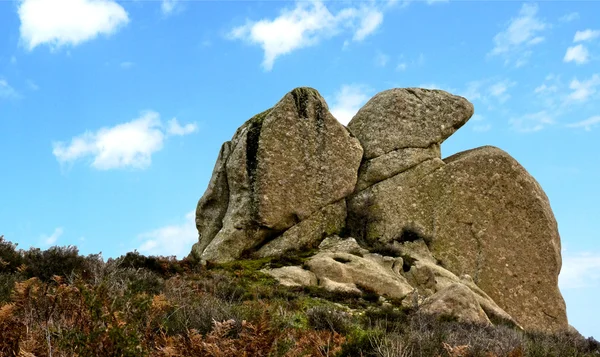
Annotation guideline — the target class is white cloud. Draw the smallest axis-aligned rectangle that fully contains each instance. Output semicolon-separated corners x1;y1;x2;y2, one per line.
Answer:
489;3;548;67
120;61;134;69
52;111;197;170
18;0;129;51
425;0;449;4
564;44;590;64
559;12;579;23
566;116;600;131
138;211;196;258
353;8;383;41
509;110;554;132
574;29;600;42
167;118;198;136
534;83;558;94
488;80;516;103
454;78;517;108
396;62;407;71
0;79;19;99
374;51;389;67
567;74;600;102
560;252;600;289
27;80;39;91
460;81;483;102
329;84;371;125
228;1;385;71
41;227;64;246
161;0;179;15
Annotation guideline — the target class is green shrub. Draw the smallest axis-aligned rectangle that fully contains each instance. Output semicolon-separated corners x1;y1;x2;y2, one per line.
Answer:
22;245;88;281
0;235;24;273
0;273;19;303
306;305;352;334
113;251;185;279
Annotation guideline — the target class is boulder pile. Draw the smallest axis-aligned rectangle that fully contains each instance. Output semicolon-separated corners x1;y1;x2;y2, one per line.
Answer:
191;87;568;334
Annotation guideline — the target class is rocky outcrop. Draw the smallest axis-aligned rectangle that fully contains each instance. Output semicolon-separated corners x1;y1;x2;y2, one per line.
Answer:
346;146;567;332
420;283;492;326
191;86;568;334
347;88;473;160
261;236;520;328
194;87;363;263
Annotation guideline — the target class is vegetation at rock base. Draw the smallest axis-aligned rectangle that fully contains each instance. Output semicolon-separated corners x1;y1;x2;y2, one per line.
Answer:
1;235;599;357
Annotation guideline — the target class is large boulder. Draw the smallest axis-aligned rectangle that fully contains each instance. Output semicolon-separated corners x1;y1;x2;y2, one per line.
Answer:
347;146;567;332
347;88;473;160
420;283;492;326
195;87;363;263
428;147;566;333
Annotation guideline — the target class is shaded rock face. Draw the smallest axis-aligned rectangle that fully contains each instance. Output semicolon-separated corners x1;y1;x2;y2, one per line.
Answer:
191;86;568;334
194;87;363;263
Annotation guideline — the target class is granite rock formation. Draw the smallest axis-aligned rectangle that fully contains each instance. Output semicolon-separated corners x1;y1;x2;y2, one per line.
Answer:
191;86;568;334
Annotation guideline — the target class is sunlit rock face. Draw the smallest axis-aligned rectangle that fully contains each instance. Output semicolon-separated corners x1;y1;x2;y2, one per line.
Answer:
191;86;568;334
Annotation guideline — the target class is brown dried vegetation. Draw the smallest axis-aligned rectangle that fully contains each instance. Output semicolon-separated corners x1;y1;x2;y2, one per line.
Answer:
0;235;598;357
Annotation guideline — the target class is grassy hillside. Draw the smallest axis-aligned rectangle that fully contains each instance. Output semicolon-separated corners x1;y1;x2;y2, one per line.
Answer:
1;235;598;357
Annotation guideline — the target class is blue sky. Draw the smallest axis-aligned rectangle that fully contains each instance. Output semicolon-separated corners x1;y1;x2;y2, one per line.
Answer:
0;0;599;339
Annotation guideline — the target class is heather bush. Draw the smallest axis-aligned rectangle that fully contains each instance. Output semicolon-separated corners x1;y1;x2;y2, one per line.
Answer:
21;245;88;281
0;236;25;278
0;237;599;357
306;305;353;334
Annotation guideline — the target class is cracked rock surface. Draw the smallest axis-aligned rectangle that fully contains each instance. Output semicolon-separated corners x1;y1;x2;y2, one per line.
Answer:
191;86;568;334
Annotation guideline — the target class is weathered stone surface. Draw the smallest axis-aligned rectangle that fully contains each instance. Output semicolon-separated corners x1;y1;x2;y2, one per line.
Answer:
305;252;414;299
355;144;441;191
197;87;363;263
396;239;519;327
253;200;347;259
192;86;568;334
191;142;231;259
261;266;318;287
346;158;445;244
347;146;567;332
420;283;491;326
255;88;363;230
347;88;474;159
427;146;567;333
317;236;369;256
200;121;275;263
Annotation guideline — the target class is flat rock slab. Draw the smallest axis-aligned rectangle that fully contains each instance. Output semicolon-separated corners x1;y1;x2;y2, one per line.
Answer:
347;88;474;159
355;145;441;191
305;252;414;300
253;200;347;259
